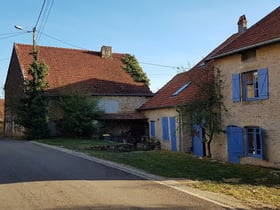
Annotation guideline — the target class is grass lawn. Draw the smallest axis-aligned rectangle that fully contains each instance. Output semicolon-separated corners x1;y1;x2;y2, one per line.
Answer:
38;138;280;209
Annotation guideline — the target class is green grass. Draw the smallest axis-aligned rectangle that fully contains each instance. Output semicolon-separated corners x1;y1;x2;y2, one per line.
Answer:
38;138;280;209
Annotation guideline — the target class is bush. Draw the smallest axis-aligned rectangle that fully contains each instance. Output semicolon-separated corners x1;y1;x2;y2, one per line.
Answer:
57;93;103;138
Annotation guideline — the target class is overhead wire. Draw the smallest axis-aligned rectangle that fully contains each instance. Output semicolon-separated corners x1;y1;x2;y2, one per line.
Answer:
37;0;54;42
0;32;27;40
35;0;47;28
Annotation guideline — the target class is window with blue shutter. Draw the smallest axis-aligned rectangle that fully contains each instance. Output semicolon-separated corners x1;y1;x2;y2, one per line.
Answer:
162;117;169;141
243;69;269;101
246;127;263;159
150;121;156;137
232;73;241;102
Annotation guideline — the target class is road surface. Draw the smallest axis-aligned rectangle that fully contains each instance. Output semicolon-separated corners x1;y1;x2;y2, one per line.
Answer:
0;138;230;209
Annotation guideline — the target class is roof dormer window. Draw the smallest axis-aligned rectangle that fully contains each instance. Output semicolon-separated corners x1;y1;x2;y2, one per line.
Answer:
172;81;192;96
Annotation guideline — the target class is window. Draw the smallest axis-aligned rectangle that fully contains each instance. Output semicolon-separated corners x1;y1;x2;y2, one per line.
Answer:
246;127;263;159
162;117;169;140
172;81;191;96
241;49;256;61
244;70;259;99
150;121;156;137
232;68;268;102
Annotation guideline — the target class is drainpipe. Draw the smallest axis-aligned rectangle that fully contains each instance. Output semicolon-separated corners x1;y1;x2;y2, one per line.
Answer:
176;107;183;152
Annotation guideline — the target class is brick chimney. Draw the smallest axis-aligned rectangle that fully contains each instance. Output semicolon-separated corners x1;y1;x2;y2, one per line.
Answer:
238;15;247;34
101;45;112;58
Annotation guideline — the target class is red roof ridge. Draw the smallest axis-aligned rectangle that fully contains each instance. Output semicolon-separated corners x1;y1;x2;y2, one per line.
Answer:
15;43;126;57
211;6;280;58
14;43;152;96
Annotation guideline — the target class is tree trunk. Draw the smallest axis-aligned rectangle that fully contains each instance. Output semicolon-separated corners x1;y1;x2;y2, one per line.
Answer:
206;141;211;158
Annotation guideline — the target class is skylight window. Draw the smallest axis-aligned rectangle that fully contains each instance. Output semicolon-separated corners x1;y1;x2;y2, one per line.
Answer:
172;81;192;96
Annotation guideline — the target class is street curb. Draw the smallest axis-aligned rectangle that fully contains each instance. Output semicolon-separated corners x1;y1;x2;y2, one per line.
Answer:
31;141;250;209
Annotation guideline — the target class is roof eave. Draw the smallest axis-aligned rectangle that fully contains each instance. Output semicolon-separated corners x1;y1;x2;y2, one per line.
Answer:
208;37;280;60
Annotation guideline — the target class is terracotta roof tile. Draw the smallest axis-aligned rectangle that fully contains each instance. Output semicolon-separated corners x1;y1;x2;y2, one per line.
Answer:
138;60;214;110
138;29;238;110
15;44;153;96
212;6;280;58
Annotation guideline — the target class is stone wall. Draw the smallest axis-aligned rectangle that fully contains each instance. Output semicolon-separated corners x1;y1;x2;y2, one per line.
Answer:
213;43;280;168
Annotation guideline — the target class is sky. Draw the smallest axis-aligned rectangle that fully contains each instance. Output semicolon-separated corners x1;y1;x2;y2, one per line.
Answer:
0;1;279;97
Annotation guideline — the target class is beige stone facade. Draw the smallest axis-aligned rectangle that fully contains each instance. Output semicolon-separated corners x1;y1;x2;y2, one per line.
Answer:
212;43;280;168
142;108;192;152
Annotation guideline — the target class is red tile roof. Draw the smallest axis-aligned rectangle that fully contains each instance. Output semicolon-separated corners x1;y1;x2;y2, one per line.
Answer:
138;60;214;110
139;28;239;110
211;6;280;58
140;6;280;111
15;44;153;96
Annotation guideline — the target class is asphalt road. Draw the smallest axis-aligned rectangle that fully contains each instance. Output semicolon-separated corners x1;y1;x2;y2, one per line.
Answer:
0;138;230;210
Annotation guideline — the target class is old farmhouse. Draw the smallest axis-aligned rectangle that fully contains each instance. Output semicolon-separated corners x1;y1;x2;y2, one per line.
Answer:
4;44;153;140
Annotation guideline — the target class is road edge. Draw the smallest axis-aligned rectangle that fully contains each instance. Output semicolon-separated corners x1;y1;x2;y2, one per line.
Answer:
31;141;250;210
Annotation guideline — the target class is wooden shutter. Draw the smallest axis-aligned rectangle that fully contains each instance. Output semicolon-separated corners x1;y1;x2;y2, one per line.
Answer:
232;73;241;102
162;117;169;140
150;121;155;137
258;68;268;99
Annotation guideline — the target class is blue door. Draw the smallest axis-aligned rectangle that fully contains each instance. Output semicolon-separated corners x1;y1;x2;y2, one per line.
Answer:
192;125;204;157
169;117;177;151
227;126;243;164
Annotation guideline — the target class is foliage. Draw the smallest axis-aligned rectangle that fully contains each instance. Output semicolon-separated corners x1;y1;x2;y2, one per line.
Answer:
121;54;150;86
57;92;103;138
16;60;49;139
180;67;226;157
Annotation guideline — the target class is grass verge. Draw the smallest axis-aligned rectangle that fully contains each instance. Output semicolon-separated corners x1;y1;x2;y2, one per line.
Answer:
38;138;280;209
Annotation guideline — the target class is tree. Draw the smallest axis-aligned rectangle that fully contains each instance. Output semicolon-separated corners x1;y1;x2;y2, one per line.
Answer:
57;92;103;138
180;67;226;158
16;60;49;139
121;54;150;86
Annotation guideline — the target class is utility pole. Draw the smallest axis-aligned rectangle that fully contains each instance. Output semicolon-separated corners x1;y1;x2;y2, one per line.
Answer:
32;27;37;60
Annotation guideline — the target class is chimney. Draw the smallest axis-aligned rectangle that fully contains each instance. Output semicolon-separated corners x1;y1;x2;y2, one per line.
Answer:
238;15;247;34
101;45;112;58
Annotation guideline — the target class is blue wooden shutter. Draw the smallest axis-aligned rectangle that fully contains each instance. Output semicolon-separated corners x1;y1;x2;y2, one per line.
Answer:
150;121;155;137
258;68;268;99
162;117;169;140
232;73;241;102
227;126;243;163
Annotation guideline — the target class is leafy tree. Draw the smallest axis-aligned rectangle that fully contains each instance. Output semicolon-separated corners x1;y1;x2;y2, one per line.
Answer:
57;92;103;138
121;54;150;86
16;60;49;139
180;67;226;158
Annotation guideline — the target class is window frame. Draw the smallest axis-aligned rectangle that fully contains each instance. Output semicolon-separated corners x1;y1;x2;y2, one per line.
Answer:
231;68;268;102
243;70;259;101
245;127;263;159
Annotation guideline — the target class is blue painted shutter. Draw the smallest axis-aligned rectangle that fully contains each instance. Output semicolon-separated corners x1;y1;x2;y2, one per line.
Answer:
169;117;177;151
258;68;268;99
227;126;243;164
150;121;155;137
232;73;241;102
162;117;169;140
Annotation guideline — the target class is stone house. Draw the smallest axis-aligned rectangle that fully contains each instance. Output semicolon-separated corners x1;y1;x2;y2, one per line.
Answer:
140;6;280;168
4;44;153;139
207;7;280;168
138;59;215;153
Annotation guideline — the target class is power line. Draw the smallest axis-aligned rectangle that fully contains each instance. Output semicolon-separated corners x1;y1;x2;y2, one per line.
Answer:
0;32;26;40
35;0;47;28
139;62;180;69
37;0;54;42
38;32;184;71
39;31;87;50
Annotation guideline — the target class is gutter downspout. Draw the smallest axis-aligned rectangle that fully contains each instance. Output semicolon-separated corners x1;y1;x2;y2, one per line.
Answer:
176;107;183;152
